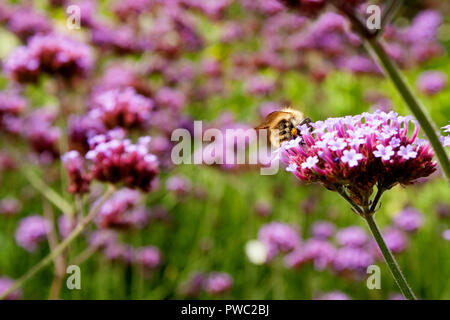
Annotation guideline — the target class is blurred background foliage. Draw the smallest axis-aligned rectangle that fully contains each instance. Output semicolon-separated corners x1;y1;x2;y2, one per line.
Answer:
0;0;449;299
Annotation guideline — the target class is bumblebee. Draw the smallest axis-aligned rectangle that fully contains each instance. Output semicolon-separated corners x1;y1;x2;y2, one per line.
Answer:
256;107;312;148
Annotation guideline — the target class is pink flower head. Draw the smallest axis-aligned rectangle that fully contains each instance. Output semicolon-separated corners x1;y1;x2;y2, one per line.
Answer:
280;111;436;203
332;246;374;274
4;34;93;83
62;150;92;194
0;197;21;216
416;71;447;96
15;215;50;252
95;188;141;229
285;239;336;271
89;87;154;130
394;207;424;233
134;246;162;269
315;290;351;300
86;131;159;192
204;272;233;295
335;226;368;248
0;277;22;300
258;222;301;261
311;221;336;239
7;7;52;41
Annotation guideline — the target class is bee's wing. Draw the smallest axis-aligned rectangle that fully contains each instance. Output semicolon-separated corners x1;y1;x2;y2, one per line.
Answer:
255;111;292;129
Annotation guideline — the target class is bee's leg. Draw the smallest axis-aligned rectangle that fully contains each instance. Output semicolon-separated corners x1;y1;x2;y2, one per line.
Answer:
299;117;314;131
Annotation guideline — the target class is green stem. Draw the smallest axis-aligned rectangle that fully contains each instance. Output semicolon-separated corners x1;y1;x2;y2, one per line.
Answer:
364;214;417;300
22;166;75;216
365;37;450;183
0;185;115;300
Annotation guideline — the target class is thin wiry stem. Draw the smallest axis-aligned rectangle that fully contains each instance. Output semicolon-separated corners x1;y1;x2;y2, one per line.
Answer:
22;166;75;216
364;214;417;300
376;0;404;37
0;185;115;300
337;185;417;300
336;185;363;215
369;186;384;213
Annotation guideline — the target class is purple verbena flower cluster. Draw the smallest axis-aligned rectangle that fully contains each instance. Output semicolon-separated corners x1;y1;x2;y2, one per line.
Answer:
279;111;436;203
4;34;93;84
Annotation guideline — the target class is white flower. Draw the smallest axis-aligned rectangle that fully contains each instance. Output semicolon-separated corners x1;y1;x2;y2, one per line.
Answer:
245;240;268;265
442;124;450;133
373;145;395;161
389;137;401;148
397;144;417;160
341;149;363;167
301;156;319;169
348;137;365;148
286;162;298;172
328;138;347;151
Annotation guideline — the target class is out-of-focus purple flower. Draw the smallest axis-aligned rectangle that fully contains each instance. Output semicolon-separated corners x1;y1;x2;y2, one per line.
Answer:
259;102;280;119
332;247;374;274
0;91;27;117
337;55;382;75
155;87;186;112
0;197;22;216
253;200;272;218
246;76;276;96
15;215;50;252
57;215;76;239
68;115;107;154
335;226;368;247
220;21;245;43
314;290;351;300
416;71;447;96
180;272;206;297
7;7;51;41
202;58;222;78
89;87;154;130
62;150;92;194
285;239;336;270
134;246;162;269
113;0;152;22
394;207;424;233
258;222;301;261
402;10;442;45
71;0;98;28
7;7;52;42
311;221;335;239
91;24;144;54
435;202;450;219
280;111;436;203
4;34;93;84
148;206;171;223
166;175;192;196
86;132;159;191
371;228;408;259
204;272;233;295
25;108;60;163
89;230;117;249
389;293;406;300
0;2;13;23
0;91;27;135
92;65;152;98
104;242;134;264
0;277;21;300
191;0;231;19
0;151;15;171
95;188;141;229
